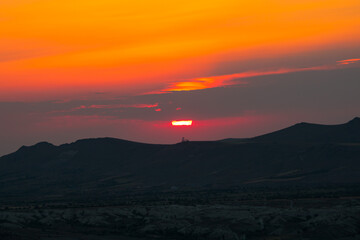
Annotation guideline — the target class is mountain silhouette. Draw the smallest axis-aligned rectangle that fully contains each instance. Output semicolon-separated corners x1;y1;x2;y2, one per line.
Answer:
249;117;360;143
1;118;360;201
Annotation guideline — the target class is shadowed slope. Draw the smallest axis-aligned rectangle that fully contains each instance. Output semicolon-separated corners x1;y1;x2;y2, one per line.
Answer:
251;117;360;143
0;119;360;201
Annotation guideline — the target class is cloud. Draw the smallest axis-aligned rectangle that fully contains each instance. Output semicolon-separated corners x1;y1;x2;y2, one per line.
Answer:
2;65;356;123
337;58;360;65
47;103;159;114
1;66;360;157
74;103;159;110
161;65;337;92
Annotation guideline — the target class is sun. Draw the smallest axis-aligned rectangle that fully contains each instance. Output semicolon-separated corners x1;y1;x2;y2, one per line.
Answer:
172;120;193;126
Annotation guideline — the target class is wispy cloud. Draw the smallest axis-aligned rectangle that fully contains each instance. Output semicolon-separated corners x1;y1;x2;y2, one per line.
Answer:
74;103;159;110
337;58;360;65
48;103;160;114
161;65;336;92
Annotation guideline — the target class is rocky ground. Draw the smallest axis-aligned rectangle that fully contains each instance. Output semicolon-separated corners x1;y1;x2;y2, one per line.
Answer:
1;198;360;240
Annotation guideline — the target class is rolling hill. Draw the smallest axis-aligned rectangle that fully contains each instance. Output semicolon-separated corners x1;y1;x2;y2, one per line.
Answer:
1;118;360;201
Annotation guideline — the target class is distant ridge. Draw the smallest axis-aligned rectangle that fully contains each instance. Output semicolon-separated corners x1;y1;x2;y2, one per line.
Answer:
222;117;360;144
1;118;360;201
251;117;360;143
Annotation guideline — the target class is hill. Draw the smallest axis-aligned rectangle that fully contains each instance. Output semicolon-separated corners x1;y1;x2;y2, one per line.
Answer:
252;117;360;143
1;118;360;202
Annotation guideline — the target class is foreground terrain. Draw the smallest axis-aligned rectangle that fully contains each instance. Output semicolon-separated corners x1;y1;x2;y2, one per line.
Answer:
1;118;360;239
1;189;360;240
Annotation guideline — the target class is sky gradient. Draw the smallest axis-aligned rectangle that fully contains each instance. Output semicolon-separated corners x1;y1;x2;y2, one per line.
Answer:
1;0;360;156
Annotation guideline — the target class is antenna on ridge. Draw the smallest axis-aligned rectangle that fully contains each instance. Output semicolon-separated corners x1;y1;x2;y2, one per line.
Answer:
181;137;189;143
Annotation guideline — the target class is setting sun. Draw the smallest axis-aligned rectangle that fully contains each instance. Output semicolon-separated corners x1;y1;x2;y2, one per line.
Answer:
172;120;193;126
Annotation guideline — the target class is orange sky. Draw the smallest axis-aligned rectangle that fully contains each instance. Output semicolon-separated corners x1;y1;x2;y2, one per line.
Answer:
1;0;360;156
1;0;360;100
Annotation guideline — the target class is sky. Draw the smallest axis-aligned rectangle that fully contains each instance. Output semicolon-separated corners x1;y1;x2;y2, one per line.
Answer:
1;0;360;156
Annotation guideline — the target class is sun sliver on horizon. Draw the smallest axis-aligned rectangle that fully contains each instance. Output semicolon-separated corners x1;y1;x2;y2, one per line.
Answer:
171;120;193;126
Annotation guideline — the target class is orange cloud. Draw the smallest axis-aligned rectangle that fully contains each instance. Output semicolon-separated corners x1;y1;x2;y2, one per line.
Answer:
162;65;335;92
75;103;159;109
337;58;360;65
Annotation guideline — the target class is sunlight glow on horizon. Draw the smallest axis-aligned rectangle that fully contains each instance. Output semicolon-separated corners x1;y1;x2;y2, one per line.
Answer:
172;120;193;126
1;0;360;156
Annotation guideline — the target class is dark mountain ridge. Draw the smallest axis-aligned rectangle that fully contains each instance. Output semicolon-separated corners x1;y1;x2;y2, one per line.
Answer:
1;118;360;201
251;117;360;143
222;117;360;144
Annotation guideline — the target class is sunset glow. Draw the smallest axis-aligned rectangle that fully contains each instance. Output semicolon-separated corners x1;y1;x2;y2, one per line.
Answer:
0;0;360;156
172;120;193;126
1;0;360;100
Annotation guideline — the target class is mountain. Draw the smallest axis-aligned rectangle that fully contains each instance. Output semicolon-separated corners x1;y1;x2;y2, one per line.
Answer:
251;117;360;143
1;118;360;202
